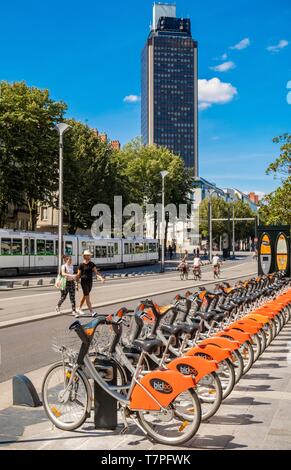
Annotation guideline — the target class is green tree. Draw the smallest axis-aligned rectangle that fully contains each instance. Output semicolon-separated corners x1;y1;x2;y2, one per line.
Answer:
266;133;291;178
199;197;229;243
0;81;67;228
199;197;256;246
116;138;193;240
62;120;128;234
259;133;291;226
259;177;291;226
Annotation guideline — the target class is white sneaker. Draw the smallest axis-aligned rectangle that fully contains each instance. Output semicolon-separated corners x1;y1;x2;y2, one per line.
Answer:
75;308;85;317
90;310;97;317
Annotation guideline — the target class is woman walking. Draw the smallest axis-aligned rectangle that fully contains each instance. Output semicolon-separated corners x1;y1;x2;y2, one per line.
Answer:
76;250;105;317
56;255;77;315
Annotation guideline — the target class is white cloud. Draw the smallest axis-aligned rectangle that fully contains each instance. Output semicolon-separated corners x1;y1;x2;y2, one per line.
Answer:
230;38;250;50
123;95;141;103
266;39;289;53
221;53;228;60
210;61;236;72
198;77;238;110
198;102;212;110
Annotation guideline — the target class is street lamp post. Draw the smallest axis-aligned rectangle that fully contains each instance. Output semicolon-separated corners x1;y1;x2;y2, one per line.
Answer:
232;202;235;258
160;170;169;273
208;189;215;262
55;123;70;272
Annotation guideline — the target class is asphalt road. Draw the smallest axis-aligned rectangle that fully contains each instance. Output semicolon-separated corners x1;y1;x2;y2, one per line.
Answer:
0;257;256;382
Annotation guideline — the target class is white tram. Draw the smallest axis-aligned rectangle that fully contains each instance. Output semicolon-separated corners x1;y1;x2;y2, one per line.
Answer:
0;230;159;275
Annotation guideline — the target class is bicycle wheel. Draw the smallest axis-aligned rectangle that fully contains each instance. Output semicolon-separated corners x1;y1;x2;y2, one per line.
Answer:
196;372;222;421
42;362;90;431
257;329;267;354
263;322;273;347
230;349;244;383
216;359;235;400
239;340;255;374
249;333;261;362
137;388;201;445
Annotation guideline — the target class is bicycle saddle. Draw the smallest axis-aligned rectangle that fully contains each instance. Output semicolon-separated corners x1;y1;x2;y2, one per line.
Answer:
133;338;163;354
160;324;184;336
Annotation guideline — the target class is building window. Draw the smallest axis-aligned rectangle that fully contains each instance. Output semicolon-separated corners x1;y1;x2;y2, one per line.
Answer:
40;207;48;221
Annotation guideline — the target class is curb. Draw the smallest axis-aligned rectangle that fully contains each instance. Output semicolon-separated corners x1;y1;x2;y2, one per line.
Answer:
0;271;255;330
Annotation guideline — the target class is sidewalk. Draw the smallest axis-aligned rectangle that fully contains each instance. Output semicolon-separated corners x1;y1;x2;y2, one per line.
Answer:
1;323;291;450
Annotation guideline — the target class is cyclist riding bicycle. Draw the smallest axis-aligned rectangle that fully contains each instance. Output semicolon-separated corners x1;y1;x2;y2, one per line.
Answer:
193;255;202;277
212;253;222;278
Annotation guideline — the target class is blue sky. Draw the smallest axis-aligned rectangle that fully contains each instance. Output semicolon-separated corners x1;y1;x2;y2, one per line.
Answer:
0;0;290;195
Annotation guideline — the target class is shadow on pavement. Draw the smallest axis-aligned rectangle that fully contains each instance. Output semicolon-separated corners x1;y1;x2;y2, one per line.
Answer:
235;384;273;392
0;407;46;445
242;373;280;380
190;434;247;450
223;396;270;406
208;413;263;426
252;363;287;369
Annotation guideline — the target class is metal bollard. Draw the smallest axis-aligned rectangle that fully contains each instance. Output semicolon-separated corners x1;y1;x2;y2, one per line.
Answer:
93;357;117;430
12;375;42;407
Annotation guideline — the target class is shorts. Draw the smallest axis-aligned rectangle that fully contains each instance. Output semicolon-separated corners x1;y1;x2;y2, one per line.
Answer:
81;279;93;296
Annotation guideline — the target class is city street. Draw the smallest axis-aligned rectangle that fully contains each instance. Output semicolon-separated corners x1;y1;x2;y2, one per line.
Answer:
0;257;255;381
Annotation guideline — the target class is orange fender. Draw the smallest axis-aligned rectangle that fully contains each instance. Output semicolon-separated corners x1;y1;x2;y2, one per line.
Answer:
184;344;231;363
255;308;279;318
167;355;218;382
230;320;261;334
244;313;271;324
200;336;240;351
216;328;251;344
130;369;194;411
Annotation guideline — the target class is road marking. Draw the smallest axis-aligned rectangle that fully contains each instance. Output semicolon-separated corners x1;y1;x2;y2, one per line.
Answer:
0;261;250;302
0;271;256;329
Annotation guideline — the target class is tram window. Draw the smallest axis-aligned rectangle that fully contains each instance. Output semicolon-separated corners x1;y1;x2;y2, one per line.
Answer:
124;243;129;255
37;240;46;255
114;243;119;255
24;239;29;255
95;246;101;258
130;243;135;254
81;241;87;254
12;239;22;255
135;243;144;254
101;246;107;258
108;245;114;258
144;243;148;252
45;240;54;255
30;239;35;255
1;238;11;255
65;241;73;256
149;243;155;253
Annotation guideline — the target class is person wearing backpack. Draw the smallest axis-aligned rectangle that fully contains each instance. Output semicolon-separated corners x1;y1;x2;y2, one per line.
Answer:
55;255;77;315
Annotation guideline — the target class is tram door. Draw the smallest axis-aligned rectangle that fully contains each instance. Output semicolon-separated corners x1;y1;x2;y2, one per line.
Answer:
23;237;35;271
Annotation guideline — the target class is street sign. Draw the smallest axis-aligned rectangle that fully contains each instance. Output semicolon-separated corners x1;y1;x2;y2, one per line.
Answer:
276;233;288;271
259;233;272;274
257;225;290;276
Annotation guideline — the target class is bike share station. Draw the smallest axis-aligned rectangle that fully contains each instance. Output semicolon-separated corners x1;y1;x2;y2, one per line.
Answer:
258;225;290;277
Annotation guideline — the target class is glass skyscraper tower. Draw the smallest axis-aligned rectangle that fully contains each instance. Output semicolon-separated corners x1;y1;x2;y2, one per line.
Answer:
141;3;199;175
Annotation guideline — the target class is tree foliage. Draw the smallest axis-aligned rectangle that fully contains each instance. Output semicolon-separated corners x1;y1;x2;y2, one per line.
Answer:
0;81;66;228
259;133;291;226
199;197;256;244
62;120;127;234
266;133;291;178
